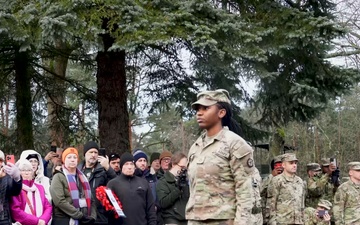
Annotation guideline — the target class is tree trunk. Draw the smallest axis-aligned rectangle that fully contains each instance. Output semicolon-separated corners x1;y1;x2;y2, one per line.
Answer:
14;50;34;151
5;98;9;135
269;127;285;157
46;42;72;148
96;28;129;155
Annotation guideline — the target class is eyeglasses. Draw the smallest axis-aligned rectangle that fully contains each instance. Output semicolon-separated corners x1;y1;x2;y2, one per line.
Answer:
177;164;187;169
162;158;171;162
20;169;33;172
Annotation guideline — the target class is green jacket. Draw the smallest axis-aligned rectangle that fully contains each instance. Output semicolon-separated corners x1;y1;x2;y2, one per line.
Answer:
156;171;189;223
50;170;97;220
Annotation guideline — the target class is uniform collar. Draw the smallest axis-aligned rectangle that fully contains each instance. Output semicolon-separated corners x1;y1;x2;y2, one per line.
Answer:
195;126;229;146
282;173;297;182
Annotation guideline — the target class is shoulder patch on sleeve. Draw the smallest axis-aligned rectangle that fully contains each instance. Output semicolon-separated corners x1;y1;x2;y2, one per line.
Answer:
247;158;254;167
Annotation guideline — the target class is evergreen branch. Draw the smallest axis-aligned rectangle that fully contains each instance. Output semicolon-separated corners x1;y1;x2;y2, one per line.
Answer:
31;61;96;100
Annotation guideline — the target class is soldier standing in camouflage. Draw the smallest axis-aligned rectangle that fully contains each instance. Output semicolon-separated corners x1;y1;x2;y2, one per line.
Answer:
268;153;305;225
261;155;283;225
319;158;340;203
306;163;326;208
304;199;332;225
186;89;262;225
333;162;360;224
320;158;340;225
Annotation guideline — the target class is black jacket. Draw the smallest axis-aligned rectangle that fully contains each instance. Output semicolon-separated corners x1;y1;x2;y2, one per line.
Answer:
156;171;189;223
107;174;157;225
0;175;22;225
78;162;117;225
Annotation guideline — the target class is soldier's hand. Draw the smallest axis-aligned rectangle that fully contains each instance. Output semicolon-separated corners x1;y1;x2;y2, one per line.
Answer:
98;155;110;171
323;212;331;222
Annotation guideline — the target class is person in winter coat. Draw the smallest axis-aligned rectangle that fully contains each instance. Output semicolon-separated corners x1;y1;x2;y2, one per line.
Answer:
108;153;121;176
156;151;172;180
78;141;117;225
134;150;162;225
0;150;22;225
133;150;158;203
10;160;52;225
156;152;189;225
149;152;161;174
107;152;157;225
50;147;96;225
19;150;51;202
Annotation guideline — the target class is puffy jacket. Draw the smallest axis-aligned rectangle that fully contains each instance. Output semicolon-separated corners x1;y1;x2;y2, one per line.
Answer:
10;180;52;225
19;150;51;202
156;171;189;223
78;162;116;225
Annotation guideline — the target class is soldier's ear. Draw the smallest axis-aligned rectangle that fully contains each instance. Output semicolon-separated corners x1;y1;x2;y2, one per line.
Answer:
218;108;226;119
349;170;353;177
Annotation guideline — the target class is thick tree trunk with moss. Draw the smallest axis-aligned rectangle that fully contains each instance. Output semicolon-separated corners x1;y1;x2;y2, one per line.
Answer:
269;127;285;157
14;50;34;151
96;28;129;154
46;41;73;148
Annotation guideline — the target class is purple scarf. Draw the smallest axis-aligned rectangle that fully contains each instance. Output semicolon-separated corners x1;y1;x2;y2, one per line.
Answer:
62;166;92;223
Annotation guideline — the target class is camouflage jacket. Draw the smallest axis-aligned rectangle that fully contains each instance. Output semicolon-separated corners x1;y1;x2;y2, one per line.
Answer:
321;174;337;204
261;174;273;224
186;127;261;224
304;207;330;225
333;180;360;225
306;174;329;208
268;173;305;225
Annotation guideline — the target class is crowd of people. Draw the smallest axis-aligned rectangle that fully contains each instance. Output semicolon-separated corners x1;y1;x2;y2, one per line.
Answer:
260;152;360;225
0;142;188;225
0;89;359;225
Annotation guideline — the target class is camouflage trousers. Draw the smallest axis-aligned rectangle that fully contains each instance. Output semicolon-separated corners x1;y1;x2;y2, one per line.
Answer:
187;219;234;225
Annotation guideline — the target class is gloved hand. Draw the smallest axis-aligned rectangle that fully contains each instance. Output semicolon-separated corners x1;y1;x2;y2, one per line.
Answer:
176;177;183;190
331;168;340;186
80;215;95;225
4;163;21;181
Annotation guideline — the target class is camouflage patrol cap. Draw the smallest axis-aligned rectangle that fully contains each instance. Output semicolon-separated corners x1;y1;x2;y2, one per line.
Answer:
281;153;298;162
348;162;360;171
274;155;283;163
317;199;332;210
192;89;231;109
320;158;332;166
307;163;321;171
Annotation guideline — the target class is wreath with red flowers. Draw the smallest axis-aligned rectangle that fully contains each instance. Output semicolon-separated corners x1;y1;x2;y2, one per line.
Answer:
96;186;124;218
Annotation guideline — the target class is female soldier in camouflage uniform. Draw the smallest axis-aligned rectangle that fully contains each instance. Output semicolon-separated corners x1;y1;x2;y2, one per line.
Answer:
186;89;262;225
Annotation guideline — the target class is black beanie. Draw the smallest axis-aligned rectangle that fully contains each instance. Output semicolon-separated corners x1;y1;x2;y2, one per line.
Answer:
120;152;134;169
26;154;38;161
83;141;99;155
150;152;160;164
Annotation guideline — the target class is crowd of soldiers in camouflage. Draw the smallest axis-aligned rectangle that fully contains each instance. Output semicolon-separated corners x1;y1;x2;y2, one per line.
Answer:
260;153;360;225
186;89;360;225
